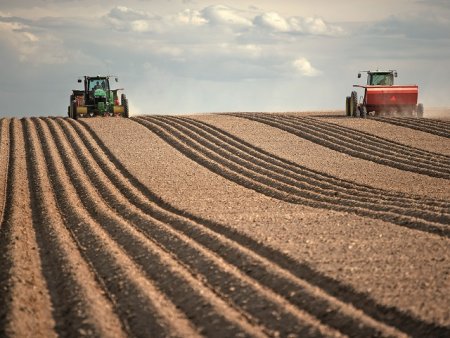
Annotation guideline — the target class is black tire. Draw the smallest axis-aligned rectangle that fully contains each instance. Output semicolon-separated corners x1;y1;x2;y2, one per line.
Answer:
121;93;129;118
68;95;74;118
360;105;367;118
71;100;78;120
345;96;351;116
350;91;358;117
417;103;424;118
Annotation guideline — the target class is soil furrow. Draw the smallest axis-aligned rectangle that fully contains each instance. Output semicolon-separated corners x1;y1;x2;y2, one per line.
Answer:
230;113;450;178
0;118;10;226
258;115;450;173
165;115;449;214
0;119;56;338
34;117;202;338
134;116;449;238
403;119;450;131
309;115;450;156
267;114;449;165
160;115;449;223
423;119;450;127
56;118;348;337
181;116;449;208
371;117;450;138
44;117;270;338
80;118;450;337
23;118;127;337
64;119;409;338
294;116;450;164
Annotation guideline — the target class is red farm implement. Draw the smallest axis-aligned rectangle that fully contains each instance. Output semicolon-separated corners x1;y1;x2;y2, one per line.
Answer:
346;70;423;118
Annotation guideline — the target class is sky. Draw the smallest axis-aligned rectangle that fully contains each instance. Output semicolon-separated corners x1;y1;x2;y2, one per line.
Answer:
0;0;449;117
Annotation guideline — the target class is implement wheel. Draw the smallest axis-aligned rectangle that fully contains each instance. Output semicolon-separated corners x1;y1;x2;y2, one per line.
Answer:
417;103;424;118
350;91;358;117
360;105;367;118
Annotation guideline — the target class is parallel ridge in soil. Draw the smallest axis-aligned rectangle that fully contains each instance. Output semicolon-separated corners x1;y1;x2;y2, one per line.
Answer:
133;116;450;238
226;113;450;179
1;116;449;337
0;119;58;337
371;116;450;138
82;117;449;337
0;118;10;225
49;116;420;337
23;118;127;337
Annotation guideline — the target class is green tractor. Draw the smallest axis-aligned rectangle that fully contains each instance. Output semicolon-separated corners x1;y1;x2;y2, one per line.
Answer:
68;75;129;119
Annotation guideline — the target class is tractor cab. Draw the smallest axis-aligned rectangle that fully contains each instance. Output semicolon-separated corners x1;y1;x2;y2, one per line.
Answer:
78;76;112;104
358;70;397;86
88;78;109;92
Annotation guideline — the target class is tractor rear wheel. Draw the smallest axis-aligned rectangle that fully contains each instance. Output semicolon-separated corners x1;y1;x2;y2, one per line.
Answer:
417;103;424;118
121;94;129;118
68;95;74;118
71;100;78;120
345;96;351;116
350;91;358;117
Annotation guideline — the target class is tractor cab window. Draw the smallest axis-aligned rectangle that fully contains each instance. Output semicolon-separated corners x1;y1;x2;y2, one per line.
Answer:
89;79;107;91
368;73;393;86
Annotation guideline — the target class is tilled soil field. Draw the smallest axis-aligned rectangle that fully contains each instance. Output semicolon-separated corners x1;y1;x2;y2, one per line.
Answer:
0;112;449;337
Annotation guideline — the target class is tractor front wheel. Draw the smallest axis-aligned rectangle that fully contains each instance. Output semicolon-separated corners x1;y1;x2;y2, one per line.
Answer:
121;94;129;118
350;91;358;117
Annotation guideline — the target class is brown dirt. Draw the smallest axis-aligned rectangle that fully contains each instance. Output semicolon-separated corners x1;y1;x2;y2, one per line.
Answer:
0;119;56;337
1;112;449;337
312;116;450;155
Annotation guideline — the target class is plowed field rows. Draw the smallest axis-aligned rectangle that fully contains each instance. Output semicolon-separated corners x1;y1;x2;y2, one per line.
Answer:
1;113;449;337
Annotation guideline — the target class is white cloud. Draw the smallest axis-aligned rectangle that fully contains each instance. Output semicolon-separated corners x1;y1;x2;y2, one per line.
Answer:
176;9;207;26
254;12;288;32
254;11;343;36
254;12;290;32
0;17;70;64
290;16;342;35
108;6;148;21
293;58;321;77
103;5;343;38
104;6;163;33
130;19;150;32
201;5;253;28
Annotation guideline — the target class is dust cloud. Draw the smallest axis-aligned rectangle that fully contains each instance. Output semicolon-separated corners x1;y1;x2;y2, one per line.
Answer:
424;107;450;119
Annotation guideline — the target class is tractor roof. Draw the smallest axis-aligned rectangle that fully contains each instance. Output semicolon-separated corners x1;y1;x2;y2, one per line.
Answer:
86;75;109;80
366;70;396;74
77;75;120;85
79;75;119;80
